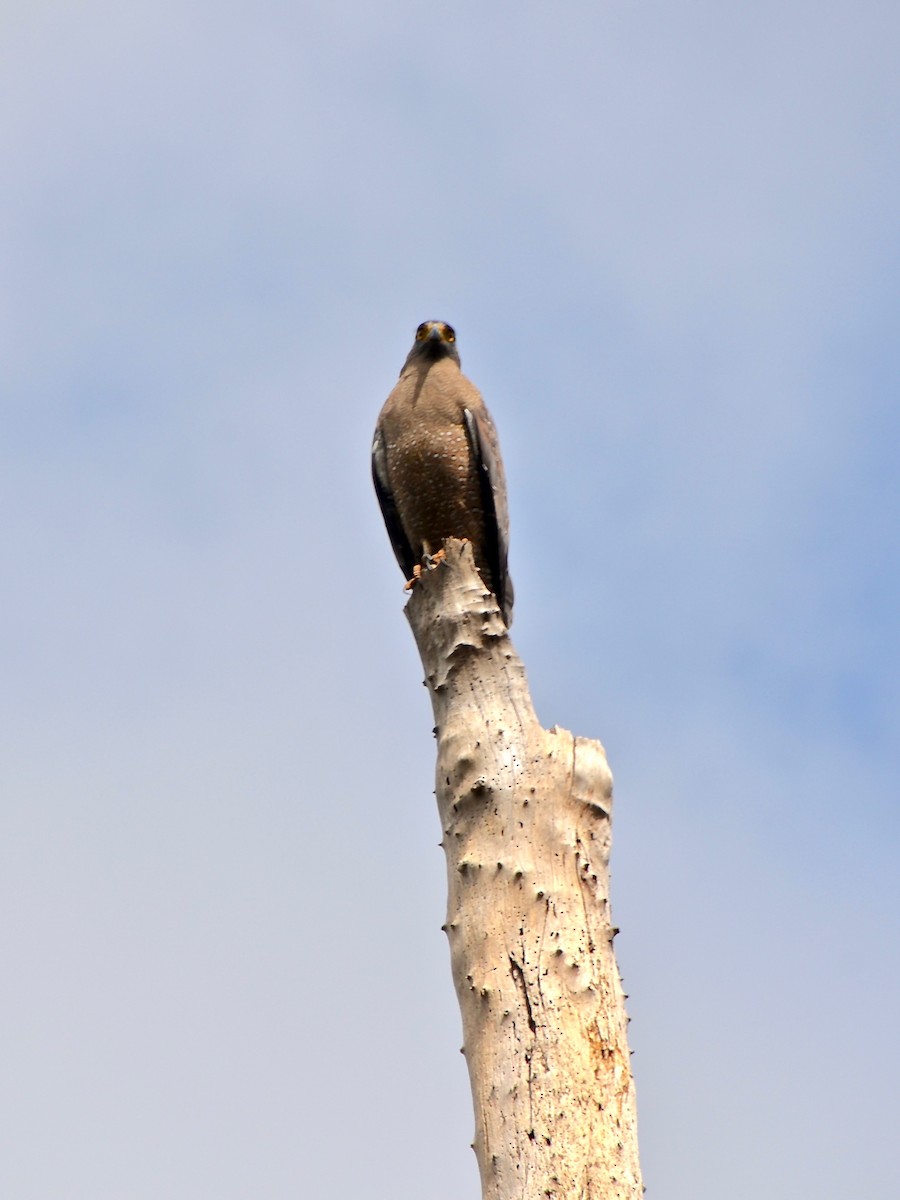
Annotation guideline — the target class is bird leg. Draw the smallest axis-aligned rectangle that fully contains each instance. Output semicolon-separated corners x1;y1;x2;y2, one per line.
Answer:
404;542;466;591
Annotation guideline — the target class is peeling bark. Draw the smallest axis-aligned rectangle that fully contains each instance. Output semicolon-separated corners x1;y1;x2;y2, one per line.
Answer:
404;540;643;1200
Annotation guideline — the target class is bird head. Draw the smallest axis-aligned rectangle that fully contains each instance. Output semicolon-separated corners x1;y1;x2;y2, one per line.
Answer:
402;320;461;371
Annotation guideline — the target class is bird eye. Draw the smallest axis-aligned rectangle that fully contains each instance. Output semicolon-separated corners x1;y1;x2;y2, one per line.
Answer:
415;323;428;340
443;325;456;343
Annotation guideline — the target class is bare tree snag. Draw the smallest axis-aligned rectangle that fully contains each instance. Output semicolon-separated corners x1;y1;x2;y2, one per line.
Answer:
405;540;642;1200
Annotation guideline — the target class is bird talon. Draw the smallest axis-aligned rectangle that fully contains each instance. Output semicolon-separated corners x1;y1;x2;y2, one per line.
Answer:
404;564;424;591
404;549;448;591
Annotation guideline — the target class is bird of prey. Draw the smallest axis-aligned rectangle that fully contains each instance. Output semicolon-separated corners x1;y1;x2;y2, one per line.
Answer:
372;320;514;626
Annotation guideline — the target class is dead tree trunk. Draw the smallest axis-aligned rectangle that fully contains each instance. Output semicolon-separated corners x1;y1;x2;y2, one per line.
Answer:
404;540;642;1200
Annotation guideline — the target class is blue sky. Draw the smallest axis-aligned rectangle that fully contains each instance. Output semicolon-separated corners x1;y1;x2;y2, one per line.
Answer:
2;3;898;1197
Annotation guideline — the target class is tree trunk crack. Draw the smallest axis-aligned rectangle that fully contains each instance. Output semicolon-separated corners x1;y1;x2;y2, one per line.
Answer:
574;839;599;983
509;954;536;1034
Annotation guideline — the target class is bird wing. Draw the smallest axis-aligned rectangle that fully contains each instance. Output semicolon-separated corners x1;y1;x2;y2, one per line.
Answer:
372;425;417;579
464;405;514;625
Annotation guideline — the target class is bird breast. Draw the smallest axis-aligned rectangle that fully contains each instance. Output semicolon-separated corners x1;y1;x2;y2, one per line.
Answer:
379;369;487;560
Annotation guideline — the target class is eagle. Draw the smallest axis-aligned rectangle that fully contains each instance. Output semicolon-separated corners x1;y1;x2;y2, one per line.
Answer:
372;320;514;626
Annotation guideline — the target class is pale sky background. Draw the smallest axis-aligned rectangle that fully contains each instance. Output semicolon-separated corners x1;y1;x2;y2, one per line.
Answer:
2;3;898;1197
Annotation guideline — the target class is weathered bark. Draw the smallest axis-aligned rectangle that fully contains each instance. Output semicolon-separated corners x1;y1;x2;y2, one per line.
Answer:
405;540;642;1200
